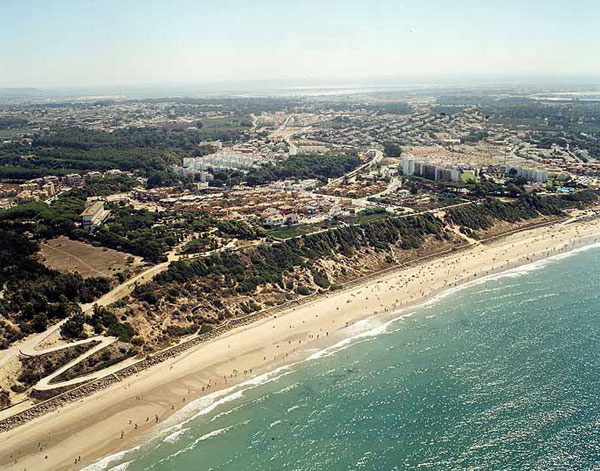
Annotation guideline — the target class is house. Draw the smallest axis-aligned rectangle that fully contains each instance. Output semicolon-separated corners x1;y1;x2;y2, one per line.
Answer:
41;182;56;197
64;173;83;186
43;175;60;185
261;208;280;218
286;213;300;225
80;201;109;232
263;211;286;228
85;171;102;181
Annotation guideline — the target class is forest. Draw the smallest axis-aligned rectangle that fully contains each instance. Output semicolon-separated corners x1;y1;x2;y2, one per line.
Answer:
0;228;111;348
445;192;597;231
0;126;228;180
142;192;600;316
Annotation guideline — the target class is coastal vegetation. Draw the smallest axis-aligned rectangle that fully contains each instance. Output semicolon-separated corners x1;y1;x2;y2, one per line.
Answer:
143;213;448;308
0;228;111;347
117;191;600;347
2;94;600;415
17;341;100;388
445;192;597;231
50;341;138;384
0;185;183;263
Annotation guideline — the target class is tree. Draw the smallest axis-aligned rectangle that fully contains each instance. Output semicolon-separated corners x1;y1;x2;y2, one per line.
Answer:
32;313;48;332
61;311;87;339
107;322;135;342
506;183;521;197
383;142;403;157
147;170;178;188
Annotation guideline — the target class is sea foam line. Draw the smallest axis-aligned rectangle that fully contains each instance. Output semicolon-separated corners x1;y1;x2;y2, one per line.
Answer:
306;314;407;361
86;238;600;470
87;317;404;469
107;462;133;471
157;419;252;466
82;446;141;471
157;364;294;439
83;366;294;470
422;240;600;308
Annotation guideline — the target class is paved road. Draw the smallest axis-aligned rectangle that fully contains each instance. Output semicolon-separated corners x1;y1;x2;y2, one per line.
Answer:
0;321;67;369
267;114;316;157
327;148;383;187
358;176;402;203
33;335;119;392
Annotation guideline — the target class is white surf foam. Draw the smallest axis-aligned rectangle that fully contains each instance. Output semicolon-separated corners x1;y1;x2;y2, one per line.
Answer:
85;366;295;469
422;241;600;309
306;314;406;361
157;364;294;440
210;403;244;422
82;446;141;471
107;462;132;471
195;425;234;442
162;428;189;444
87;239;600;470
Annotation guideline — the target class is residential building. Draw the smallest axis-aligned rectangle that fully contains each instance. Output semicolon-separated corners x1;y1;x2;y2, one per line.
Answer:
402;158;461;182
85;171;102;180
80;201;109;232
505;166;549;183
64;173;83;186
41;182;56;197
183;151;262;172
263;210;286;228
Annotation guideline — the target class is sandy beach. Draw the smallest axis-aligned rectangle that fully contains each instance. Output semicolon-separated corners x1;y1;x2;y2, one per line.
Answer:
2;215;600;471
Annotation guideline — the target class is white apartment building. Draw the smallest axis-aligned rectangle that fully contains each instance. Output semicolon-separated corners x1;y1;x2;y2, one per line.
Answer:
183;151;262;172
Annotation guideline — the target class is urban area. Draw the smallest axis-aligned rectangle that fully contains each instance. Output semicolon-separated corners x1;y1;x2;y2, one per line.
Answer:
1;86;600;416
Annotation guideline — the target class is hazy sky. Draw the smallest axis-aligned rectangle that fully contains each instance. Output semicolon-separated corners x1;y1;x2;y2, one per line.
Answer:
1;0;599;88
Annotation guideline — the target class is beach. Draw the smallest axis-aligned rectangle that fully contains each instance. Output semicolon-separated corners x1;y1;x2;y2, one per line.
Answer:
2;215;600;471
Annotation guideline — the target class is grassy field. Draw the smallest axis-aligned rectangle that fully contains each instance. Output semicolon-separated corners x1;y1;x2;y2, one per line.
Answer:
265;222;332;239
460;170;477;183
40;236;142;278
344;209;390;225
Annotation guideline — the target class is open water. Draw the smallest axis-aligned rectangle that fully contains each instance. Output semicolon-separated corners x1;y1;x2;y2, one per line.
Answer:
87;244;600;471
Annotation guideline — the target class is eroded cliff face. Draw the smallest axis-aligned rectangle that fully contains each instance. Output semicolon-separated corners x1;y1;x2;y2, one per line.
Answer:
117;232;461;349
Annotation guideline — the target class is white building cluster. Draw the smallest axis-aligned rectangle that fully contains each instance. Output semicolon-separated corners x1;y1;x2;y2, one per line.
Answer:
401;158;461;182
182;151;262;172
505;166;549;183
80;200;110;232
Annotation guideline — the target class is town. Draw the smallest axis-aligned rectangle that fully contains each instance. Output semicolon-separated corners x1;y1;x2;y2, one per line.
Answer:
1;88;600;420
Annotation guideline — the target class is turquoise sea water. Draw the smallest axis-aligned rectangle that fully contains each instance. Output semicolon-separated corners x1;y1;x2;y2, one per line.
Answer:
90;245;600;471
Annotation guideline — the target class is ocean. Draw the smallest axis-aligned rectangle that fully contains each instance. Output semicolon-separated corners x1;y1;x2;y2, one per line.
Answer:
87;244;600;471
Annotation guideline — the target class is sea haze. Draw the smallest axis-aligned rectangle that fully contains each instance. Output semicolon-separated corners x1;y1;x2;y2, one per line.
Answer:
87;245;600;471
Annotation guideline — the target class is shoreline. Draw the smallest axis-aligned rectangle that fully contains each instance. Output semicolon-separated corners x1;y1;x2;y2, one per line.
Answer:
2;215;600;470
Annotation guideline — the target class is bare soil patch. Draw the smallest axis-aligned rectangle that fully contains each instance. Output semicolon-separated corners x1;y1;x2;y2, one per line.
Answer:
40;236;142;278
